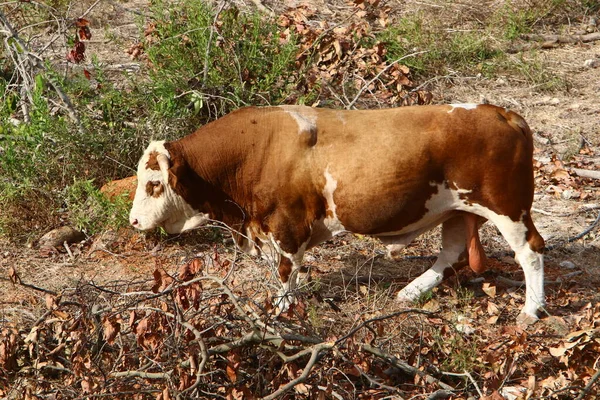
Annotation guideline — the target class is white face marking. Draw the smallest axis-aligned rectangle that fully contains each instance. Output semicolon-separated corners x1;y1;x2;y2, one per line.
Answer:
448;103;478;113
322;166;346;235
129;140;209;234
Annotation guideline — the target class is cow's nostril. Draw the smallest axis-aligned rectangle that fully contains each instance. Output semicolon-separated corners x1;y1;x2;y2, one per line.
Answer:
131;219;139;226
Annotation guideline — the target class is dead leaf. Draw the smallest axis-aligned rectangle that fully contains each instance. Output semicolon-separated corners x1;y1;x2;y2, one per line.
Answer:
45;294;57;310
8;267;20;284
483;282;497;298
548;341;578;357
152;269;162;293
103;316;120;345
226;351;241;383
487;301;500;315
295;383;310;395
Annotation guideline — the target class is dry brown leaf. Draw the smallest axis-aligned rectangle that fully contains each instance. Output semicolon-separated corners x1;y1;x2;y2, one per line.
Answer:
103;316;120;345
8;267;20;284
45;294;57;310
152;269;162;293
487;301;500;315
483;282;497;298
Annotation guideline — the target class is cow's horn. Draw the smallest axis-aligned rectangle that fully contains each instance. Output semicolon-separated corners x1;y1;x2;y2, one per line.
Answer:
156;153;170;181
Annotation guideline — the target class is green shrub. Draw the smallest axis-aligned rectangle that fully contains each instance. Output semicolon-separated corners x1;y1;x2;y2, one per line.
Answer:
376;15;502;77
145;1;299;121
63;179;131;235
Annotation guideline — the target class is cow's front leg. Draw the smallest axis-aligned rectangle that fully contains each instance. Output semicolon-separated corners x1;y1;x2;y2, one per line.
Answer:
270;237;308;313
276;256;296;311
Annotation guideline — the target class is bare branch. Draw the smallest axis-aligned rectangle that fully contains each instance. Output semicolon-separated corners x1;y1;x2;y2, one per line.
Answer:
362;344;455;392
575;368;600;400
346;51;429;109
261;342;335;400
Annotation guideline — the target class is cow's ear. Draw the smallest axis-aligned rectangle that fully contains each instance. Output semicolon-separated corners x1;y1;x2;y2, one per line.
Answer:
156;153;170;182
167;156;186;190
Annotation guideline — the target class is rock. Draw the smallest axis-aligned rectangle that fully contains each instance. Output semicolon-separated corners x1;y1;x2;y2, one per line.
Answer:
559;260;576;269
100;176;137;201
583;59;600;68
38;226;86;249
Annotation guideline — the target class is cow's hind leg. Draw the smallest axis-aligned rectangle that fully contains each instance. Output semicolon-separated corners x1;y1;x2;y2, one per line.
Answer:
487;212;545;322
397;215;470;302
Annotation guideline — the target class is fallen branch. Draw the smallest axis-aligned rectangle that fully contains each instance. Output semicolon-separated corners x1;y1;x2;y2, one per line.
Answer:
261;342;335;400
571;168;600;180
575;368;600;400
546;210;600;250
110;370;172;379
441;370;483;398
362;344;455;392
10;268;59;296
336;308;435;345
522;32;600;44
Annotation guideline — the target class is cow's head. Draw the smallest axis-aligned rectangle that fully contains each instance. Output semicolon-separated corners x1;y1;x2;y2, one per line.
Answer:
129;140;208;234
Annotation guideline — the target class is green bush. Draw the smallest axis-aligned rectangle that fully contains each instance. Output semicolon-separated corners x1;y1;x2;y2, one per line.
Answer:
63;179;131;235
376;15;502;78
145;1;300;120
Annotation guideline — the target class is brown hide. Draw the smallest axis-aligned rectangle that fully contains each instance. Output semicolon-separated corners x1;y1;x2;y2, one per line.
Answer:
160;105;539;262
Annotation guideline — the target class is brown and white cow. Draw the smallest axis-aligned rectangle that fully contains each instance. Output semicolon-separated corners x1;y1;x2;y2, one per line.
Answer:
130;104;546;322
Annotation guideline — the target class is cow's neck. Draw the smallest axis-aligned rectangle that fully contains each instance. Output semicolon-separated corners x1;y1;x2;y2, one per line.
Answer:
164;139;249;231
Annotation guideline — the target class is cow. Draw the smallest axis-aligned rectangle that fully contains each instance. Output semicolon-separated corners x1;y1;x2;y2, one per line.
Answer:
129;104;546;323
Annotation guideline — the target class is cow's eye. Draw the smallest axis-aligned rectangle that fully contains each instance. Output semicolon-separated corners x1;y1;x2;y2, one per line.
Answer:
145;180;164;197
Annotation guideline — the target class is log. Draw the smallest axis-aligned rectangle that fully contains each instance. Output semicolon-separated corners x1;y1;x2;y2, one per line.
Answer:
100;176;137;201
522;32;600;44
571;168;600;180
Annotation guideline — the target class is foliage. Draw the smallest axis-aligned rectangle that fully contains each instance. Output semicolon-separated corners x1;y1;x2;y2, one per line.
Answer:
63;179;131;235
376;15;502;78
144;1;300;119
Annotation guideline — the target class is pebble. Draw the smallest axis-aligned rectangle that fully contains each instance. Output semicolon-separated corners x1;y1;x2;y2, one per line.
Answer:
559;260;576;269
583;59;600;68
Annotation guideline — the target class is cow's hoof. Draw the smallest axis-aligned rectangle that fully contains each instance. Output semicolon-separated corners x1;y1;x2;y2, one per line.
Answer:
516;312;539;327
395;294;416;309
275;291;294;315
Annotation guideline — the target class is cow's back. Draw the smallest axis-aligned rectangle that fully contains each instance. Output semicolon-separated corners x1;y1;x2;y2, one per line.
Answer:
277;105;535;234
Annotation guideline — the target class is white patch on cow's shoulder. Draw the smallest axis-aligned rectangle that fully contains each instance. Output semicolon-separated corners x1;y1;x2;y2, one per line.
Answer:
448;103;478;113
279;105;318;135
129;140;209;234
322;166;346;235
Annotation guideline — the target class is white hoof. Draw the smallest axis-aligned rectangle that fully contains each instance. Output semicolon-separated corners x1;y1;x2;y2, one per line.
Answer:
275;290;295;315
516;312;539;327
396;288;419;304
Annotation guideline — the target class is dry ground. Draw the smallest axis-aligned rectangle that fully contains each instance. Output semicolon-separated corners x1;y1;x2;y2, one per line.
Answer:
1;0;600;398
